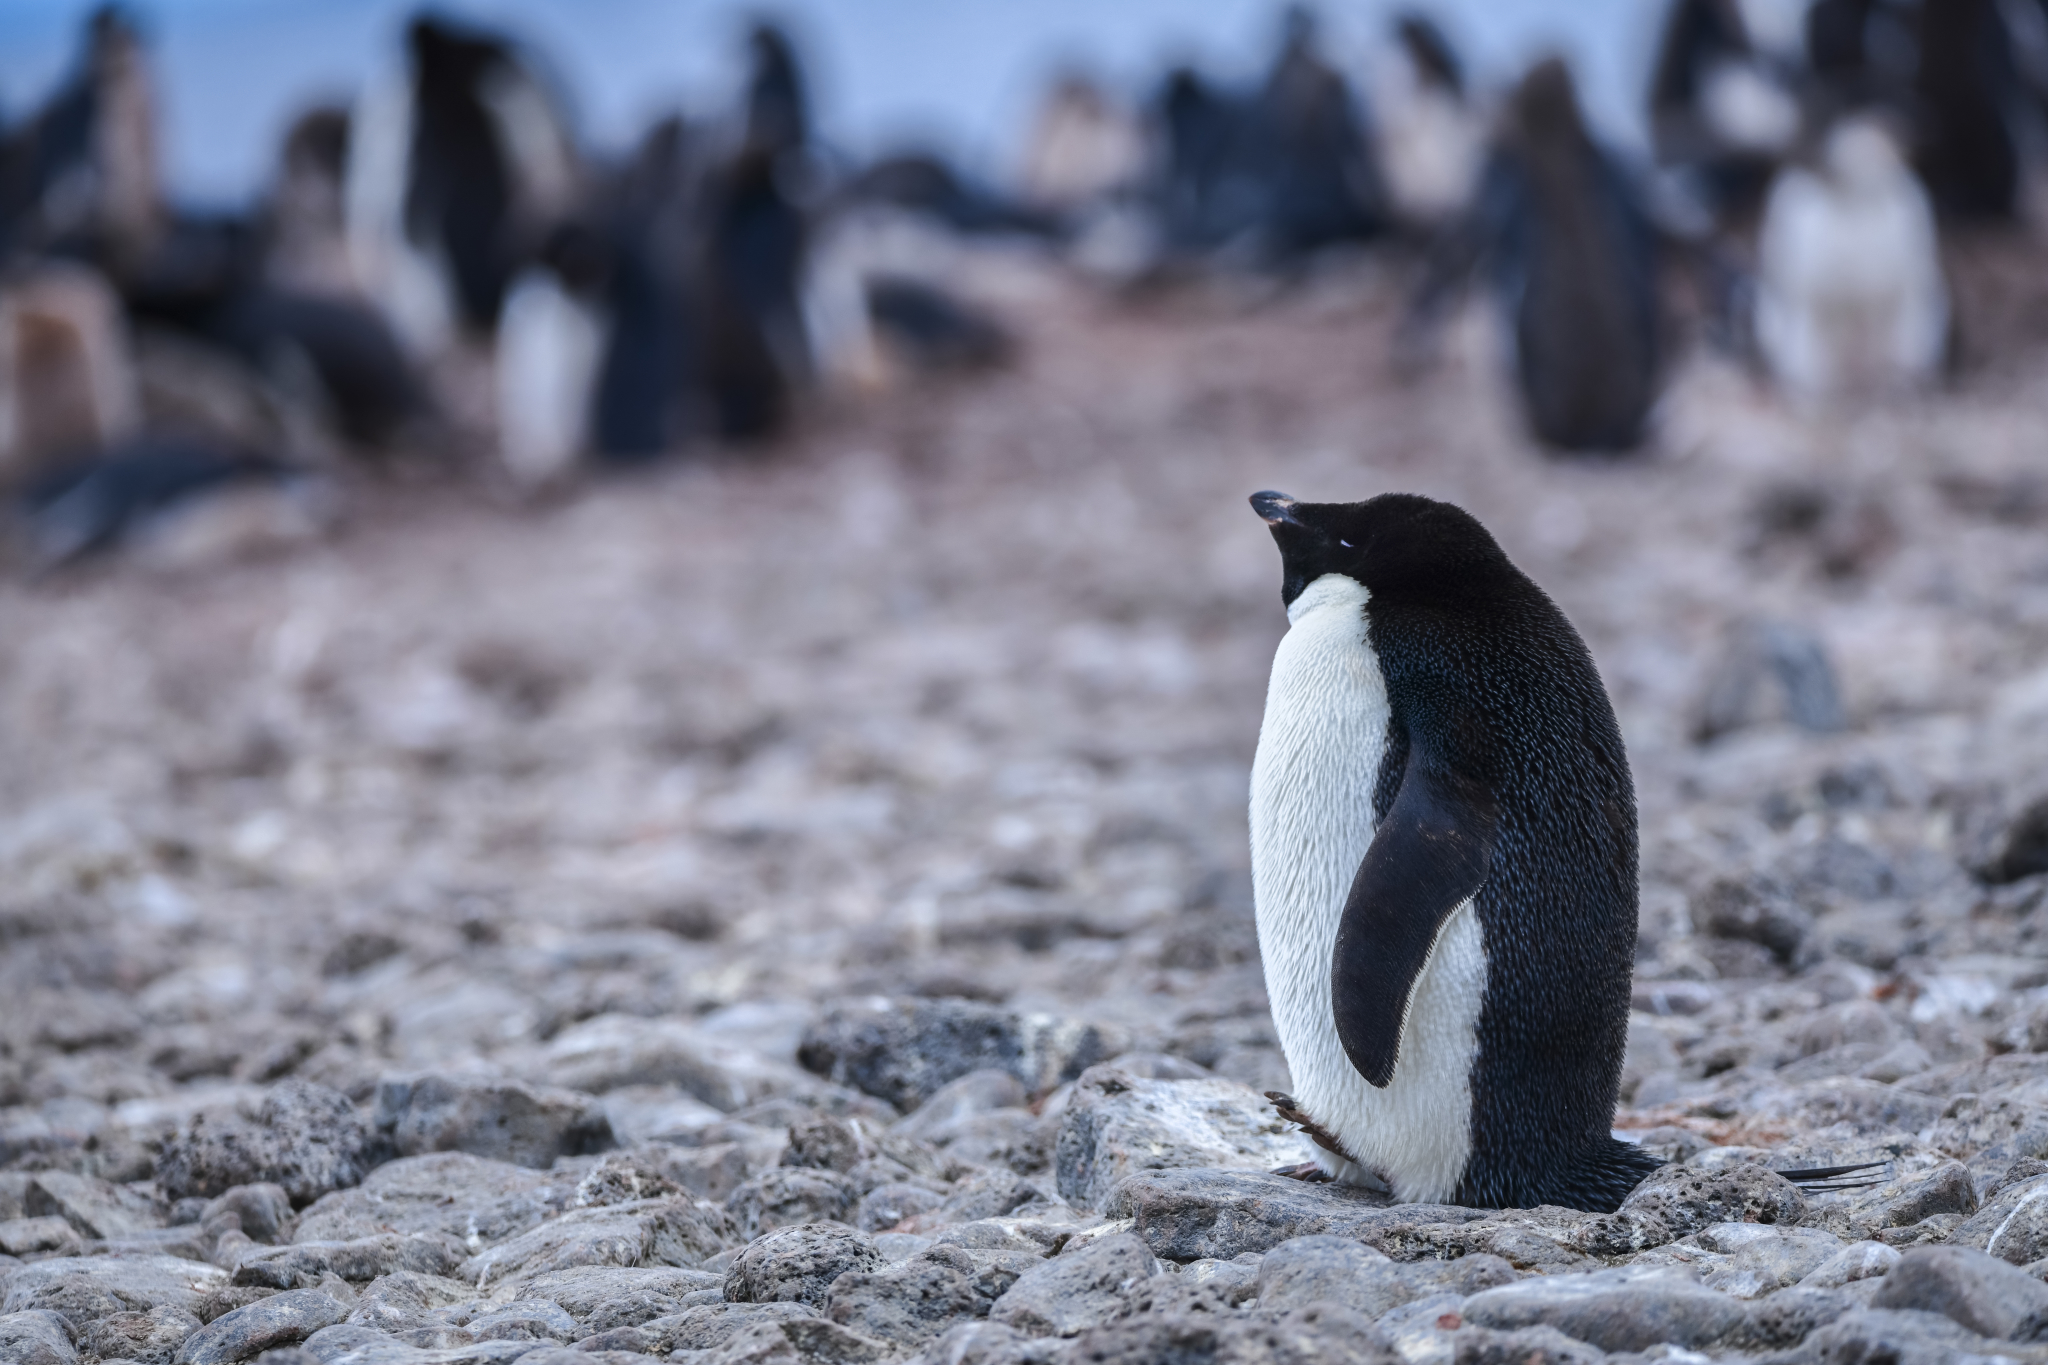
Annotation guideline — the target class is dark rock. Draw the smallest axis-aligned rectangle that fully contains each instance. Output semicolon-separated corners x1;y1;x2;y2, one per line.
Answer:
855;1183;945;1233
193;1287;278;1325
0;1255;228;1331
0;1309;80;1365
373;1075;614;1170
291;1152;565;1245
932;1171;1055;1226
156;1082;373;1209
1101;1167;1481;1262
726;1168;861;1240
644;1141;757;1203
701;1316;893;1364
782;1116;873;1174
823;1244;988;1347
1870;1244;2048;1340
200;1187;295;1246
1801;1306;2048;1365
1460;1267;1750;1352
1064;1302;1390;1365
1722;1285;1859;1351
84;1305;204;1365
231;1234;467;1289
172;1288;350;1364
988;1231;1156;1337
798;999;1126;1112
24;1172;163;1239
1958;1174;2048;1265
723;1222;883;1308
572;1152;684;1208
464;1197;740;1286
1984;794;2048;884
1572;1163;1806;1255
1692;878;1815;967
1255;1235;1516;1315
1451;1324;1604;1365
1054;1068;1303;1212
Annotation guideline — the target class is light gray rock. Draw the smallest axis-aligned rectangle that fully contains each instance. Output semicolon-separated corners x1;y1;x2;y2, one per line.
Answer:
1053;1067;1302;1212
539;1015;814;1112
0;1309;80;1365
232;1235;468;1289
201;1187;295;1246
298;1321;396;1361
902;1319;1063;1365
723;1223;882;1308
1571;1163;1806;1255
988;1232;1156;1337
372;1075;614;1170
25;1172;163;1239
1799;1239;1901;1289
463;1197;739;1287
1687;1223;1843;1298
0;1255;228;1331
340;1271;471;1333
290;1153;566;1247
173;1289;351;1364
1460;1266;1751;1353
0;1217;84;1258
931;1172;1056;1227
1101;1167;1481;1262
797;1000;1127;1113
1723;1285;1860;1352
633;1300;816;1352
85;1304;204;1365
156;1083;372;1209
1870;1244;2048;1341
1254;1235;1516;1316
642;1141;757;1204
1850;1160;1979;1239
823;1244;989;1347
489;1264;719;1324
854;1183;945;1233
465;1298;579;1341
725;1168;861;1240
1370;1293;1463;1365
570;1152;684;1209
892;1072;1031;1144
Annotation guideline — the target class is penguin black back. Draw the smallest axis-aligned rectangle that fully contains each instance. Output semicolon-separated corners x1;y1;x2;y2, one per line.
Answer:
1492;59;1659;454
406;16;517;330
1252;491;1659;1211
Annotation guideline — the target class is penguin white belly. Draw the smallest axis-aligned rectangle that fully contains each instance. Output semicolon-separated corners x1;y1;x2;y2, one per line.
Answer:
1249;572;1486;1203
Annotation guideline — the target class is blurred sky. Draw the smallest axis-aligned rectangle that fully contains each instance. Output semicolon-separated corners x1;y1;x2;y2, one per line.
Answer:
0;0;1662;210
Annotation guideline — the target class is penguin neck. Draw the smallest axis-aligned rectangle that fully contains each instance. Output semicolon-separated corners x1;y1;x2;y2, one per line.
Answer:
1285;571;1369;628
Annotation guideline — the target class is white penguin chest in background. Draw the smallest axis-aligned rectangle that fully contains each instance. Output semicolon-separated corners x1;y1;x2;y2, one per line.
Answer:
1249;572;1486;1203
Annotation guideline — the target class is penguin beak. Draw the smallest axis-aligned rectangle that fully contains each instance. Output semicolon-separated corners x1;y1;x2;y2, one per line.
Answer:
1251;490;1302;526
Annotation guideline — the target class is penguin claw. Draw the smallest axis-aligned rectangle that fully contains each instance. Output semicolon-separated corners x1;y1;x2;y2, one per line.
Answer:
1266;1090;1363;1166
1273;1162;1333;1182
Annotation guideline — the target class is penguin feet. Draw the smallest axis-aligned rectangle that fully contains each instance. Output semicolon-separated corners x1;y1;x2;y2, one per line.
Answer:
1266;1090;1361;1165
1272;1162;1333;1183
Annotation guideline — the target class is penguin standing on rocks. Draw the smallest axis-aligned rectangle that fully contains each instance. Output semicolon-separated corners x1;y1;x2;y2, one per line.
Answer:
1246;490;1661;1212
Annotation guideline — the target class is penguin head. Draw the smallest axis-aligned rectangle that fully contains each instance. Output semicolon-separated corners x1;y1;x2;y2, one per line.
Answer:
1251;490;1513;608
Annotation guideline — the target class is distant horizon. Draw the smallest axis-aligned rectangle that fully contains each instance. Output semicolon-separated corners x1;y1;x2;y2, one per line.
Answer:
0;0;1660;210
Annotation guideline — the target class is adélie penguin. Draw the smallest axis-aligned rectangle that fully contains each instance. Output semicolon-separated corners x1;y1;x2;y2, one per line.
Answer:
1246;490;1660;1212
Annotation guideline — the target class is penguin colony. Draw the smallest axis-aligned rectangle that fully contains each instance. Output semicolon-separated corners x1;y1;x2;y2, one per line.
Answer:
0;1;2036;564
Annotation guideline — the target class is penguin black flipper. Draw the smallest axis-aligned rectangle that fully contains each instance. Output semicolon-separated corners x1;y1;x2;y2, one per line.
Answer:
1331;759;1495;1089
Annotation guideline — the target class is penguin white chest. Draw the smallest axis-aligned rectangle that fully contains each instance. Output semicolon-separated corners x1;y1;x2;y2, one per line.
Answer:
1249;573;1486;1203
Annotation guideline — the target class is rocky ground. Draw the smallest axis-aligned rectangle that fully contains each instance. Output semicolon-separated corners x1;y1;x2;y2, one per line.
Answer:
10;239;2048;1364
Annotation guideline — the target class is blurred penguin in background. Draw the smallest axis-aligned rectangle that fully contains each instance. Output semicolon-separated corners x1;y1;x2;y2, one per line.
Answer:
1153;65;1263;253
1461;58;1662;454
1910;0;2022;219
347;14;581;357
0;6;163;269
1250;7;1386;259
1648;0;1802;224
1368;13;1485;233
264;107;357;299
0;264;138;491
1754;114;1947;400
1019;72;1146;219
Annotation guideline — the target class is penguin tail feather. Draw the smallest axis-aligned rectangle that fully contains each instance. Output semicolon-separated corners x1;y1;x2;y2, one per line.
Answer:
1546;1136;1668;1214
